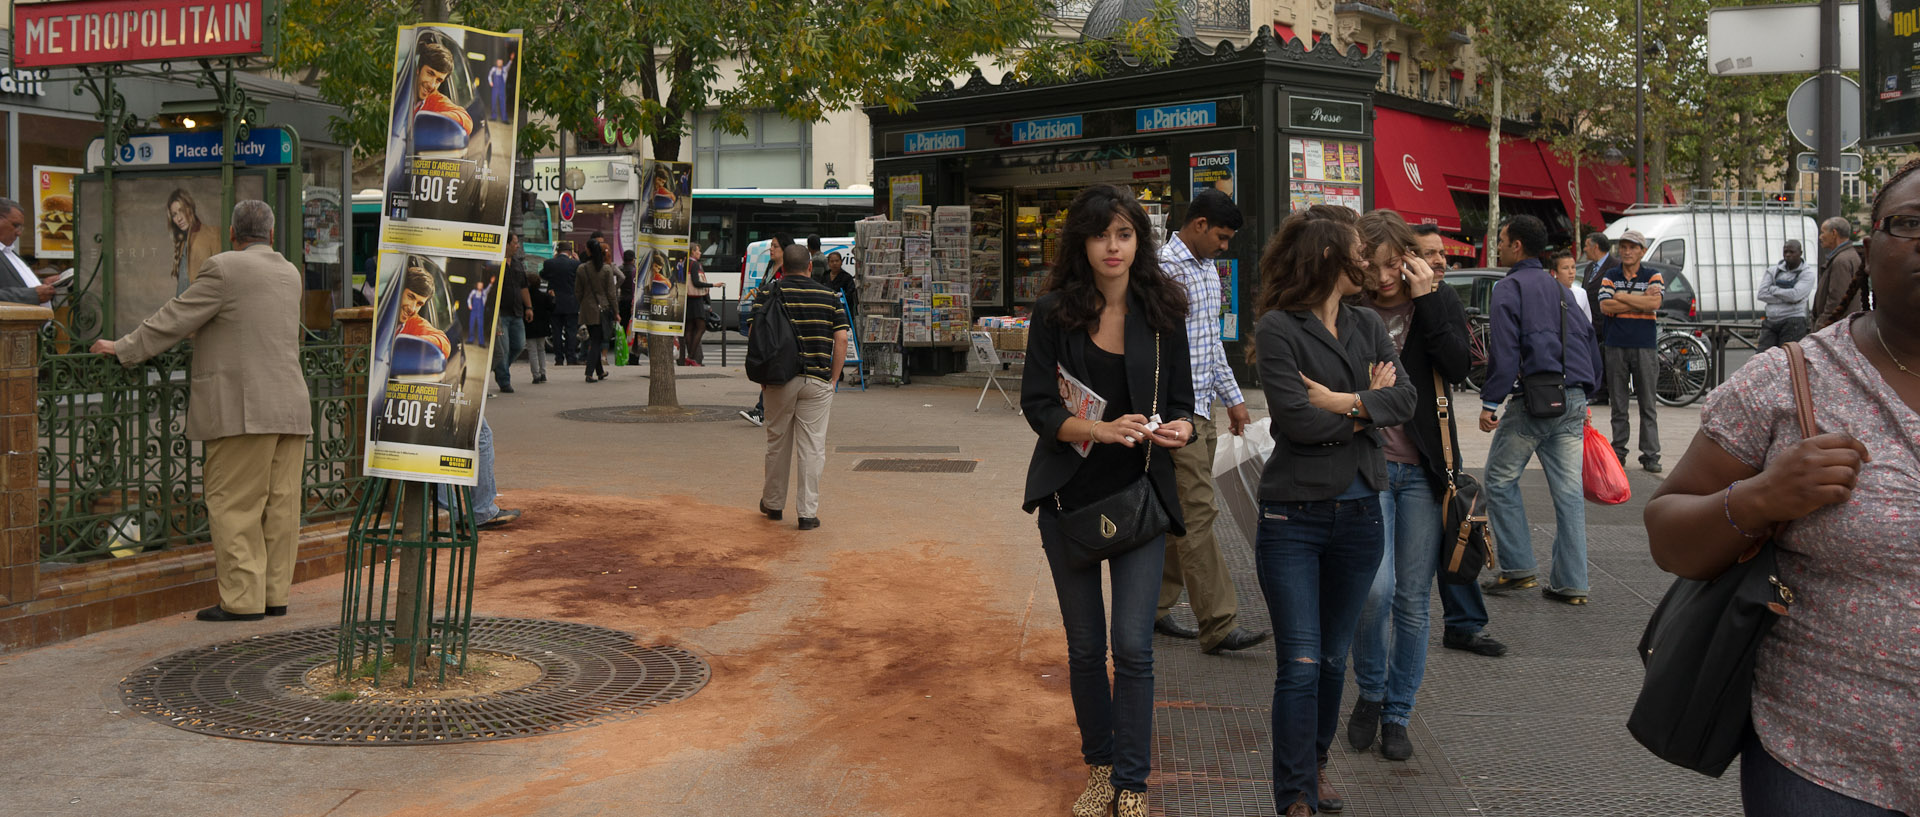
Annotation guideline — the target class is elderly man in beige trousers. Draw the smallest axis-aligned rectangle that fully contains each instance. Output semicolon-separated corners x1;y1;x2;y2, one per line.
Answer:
92;200;311;622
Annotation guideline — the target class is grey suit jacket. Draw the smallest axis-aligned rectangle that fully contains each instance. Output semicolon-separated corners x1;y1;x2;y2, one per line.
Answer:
0;248;41;305
1253;304;1417;502
115;243;313;441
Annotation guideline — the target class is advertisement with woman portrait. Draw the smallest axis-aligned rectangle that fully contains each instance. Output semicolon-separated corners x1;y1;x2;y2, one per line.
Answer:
75;173;265;337
632;159;693;336
363;249;500;485
377;23;522;260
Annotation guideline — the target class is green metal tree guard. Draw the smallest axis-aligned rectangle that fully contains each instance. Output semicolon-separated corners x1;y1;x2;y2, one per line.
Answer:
337;478;479;687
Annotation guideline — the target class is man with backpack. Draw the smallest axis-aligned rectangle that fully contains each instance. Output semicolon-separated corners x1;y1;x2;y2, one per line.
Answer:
748;244;849;531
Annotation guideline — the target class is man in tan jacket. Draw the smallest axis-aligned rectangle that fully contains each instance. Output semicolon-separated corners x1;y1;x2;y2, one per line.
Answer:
91;200;312;622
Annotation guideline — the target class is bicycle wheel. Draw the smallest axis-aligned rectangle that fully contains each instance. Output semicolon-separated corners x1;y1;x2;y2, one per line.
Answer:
1463;319;1490;393
1655;332;1711;407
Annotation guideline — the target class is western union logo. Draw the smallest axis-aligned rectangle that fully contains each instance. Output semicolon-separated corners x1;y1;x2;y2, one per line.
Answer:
439;455;473;468
1900;9;1920;36
461;231;501;245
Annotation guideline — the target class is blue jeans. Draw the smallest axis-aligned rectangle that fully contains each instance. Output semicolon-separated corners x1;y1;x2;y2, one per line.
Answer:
1350;462;1444;726
1038;508;1164;793
493;315;526;388
1254;496;1385;813
1484;388;1590;595
1440;574;1490;636
434;418;499;524
1742;731;1909;817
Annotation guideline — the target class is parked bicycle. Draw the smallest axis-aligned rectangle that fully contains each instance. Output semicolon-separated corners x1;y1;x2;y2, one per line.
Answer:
1460;317;1712;408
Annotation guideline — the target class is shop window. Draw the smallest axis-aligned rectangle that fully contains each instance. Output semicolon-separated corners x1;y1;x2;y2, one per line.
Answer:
16;113;98;267
300;145;349;328
692;110;810;189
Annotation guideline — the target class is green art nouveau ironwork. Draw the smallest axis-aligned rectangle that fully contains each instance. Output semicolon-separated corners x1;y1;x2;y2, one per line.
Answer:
338;478;480;687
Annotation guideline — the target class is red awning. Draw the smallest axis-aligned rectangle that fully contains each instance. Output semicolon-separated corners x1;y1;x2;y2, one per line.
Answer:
1273;24;1297;44
1371;108;1464;231
1441;235;1476;258
1376;109;1557;201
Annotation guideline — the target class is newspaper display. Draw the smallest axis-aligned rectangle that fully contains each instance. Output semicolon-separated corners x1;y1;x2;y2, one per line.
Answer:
632;160;694;336
1057;364;1108;458
364;22;522;486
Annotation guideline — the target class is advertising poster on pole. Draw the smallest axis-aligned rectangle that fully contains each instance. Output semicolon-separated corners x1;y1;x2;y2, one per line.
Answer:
376;23;522;259
632;160;693;336
1189;150;1237;202
363;21;521;486
363;250;503;484
33;165;77;259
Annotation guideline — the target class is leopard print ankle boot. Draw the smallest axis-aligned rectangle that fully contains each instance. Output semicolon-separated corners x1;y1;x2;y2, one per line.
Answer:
1114;789;1147;817
1071;765;1114;817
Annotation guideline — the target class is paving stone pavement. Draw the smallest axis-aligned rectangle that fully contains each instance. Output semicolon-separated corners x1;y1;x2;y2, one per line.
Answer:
1151;465;1744;816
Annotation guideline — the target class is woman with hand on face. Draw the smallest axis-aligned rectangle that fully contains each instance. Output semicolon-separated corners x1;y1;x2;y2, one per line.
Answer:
1343;210;1483;764
1646;159;1920;817
1250;204;1418;817
1021;184;1195;817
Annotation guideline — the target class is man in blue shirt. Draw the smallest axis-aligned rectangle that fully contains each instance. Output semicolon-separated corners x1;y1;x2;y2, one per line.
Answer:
1477;215;1604;605
1596;230;1663;472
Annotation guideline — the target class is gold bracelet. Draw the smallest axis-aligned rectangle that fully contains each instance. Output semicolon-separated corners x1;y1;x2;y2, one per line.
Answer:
1090;420;1103;443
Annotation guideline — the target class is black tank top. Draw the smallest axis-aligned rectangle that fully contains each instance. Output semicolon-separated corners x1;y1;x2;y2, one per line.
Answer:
1056;344;1148;510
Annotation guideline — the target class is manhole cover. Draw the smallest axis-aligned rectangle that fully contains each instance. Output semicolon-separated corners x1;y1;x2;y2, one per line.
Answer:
852;459;978;473
636;373;731;380
836;445;962;454
119;618;708;745
557;404;747;424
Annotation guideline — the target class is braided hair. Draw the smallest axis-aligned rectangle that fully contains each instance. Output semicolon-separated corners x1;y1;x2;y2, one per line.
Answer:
1824;158;1920;325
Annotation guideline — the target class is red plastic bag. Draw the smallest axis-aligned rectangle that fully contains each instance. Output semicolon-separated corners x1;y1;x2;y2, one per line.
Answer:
1583;413;1631;505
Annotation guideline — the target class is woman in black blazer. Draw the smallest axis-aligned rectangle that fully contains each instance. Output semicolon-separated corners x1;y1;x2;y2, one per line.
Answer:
1250;205;1417;817
1021;185;1195;817
1344;211;1475;763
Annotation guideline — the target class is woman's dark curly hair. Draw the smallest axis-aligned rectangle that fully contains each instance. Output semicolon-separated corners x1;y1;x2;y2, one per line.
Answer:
1250;205;1364;318
1040;184;1188;335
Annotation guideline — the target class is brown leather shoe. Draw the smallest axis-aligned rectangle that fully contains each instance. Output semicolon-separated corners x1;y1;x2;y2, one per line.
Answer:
1284;800;1314;817
1318;767;1344;812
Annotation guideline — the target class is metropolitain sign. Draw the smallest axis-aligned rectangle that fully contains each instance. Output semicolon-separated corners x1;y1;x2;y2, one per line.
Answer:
11;0;269;69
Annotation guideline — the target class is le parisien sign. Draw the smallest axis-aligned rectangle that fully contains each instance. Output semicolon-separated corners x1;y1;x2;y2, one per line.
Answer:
11;0;271;69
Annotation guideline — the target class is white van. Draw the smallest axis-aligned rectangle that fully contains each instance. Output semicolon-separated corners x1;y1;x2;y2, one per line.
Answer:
1602;206;1819;321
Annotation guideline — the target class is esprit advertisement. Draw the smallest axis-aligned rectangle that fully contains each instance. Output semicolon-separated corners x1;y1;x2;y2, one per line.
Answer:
376;23;521;259
632;160;692;337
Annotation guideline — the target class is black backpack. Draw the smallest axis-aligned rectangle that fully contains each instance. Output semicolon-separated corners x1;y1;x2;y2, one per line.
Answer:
744;281;802;385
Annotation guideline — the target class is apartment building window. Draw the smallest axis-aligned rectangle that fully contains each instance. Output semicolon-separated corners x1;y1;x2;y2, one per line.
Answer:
692;110;811;188
1420;68;1435;98
1448;73;1464;105
1385;53;1401;91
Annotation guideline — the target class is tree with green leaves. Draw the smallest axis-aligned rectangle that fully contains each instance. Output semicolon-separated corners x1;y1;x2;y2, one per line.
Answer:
283;0;1173;409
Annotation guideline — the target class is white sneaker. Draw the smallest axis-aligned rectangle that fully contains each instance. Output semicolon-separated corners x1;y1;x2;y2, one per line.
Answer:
738;410;763;427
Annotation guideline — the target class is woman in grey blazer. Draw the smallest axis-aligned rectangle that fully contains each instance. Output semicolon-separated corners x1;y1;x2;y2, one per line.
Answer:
1249;205;1417;817
1020;185;1194;817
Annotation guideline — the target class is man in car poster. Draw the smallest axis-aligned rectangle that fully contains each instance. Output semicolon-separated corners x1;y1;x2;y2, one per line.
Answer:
376;23;521;260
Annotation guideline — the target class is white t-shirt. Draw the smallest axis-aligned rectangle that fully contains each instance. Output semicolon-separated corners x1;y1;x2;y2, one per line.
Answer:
1566;282;1593;321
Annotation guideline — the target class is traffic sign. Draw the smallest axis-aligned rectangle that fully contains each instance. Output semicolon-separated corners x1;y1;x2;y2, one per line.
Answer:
1786;76;1862;151
558;191;576;221
560;219;573;233
1795;152;1864;174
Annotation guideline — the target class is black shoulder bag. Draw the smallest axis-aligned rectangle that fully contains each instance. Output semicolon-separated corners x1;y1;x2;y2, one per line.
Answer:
1518;275;1570;418
1055;333;1172;570
1627;342;1809;777
744;281;802;385
1433;371;1494;584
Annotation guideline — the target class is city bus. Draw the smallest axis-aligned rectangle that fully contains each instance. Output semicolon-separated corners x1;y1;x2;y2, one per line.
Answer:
692;187;873;328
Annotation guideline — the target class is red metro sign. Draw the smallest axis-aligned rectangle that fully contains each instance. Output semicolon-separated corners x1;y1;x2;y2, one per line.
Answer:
11;0;270;69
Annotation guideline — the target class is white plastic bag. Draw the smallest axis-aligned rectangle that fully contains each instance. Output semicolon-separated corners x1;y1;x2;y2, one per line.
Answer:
1212;417;1274;544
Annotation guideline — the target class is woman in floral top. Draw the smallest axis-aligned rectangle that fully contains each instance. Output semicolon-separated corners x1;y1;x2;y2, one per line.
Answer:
1646;159;1920;817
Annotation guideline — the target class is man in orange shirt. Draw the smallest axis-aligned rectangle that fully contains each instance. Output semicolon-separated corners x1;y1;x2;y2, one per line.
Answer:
411;40;472;135
399;265;451;356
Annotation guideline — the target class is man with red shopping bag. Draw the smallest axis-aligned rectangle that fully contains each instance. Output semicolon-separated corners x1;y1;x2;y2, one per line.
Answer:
1476;217;1607;605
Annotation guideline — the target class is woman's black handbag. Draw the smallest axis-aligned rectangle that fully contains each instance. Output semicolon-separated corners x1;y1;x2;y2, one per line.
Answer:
1627;342;1810;777
1055;333;1171;570
1432;373;1494;585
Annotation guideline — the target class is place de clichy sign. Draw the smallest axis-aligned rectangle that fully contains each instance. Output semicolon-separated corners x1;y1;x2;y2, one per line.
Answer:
11;0;271;69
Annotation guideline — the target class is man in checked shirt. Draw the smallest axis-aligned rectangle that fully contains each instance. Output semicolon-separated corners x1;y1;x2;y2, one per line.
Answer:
1153;189;1272;654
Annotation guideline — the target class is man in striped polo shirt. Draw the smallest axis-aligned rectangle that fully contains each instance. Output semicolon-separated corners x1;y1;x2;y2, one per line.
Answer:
754;244;850;530
1596;230;1663;472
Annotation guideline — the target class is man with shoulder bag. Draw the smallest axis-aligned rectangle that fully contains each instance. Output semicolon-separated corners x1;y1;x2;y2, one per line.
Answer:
1476;216;1605;606
747;245;849;531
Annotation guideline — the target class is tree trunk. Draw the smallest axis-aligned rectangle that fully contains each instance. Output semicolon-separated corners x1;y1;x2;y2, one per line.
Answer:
1485;67;1502;263
1571;146;1584;249
1650;131;1669;204
392;483;425;678
647;334;679;408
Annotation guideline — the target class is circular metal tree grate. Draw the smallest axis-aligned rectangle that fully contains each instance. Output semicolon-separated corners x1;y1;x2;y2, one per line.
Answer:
119;618;709;745
557;404;748;424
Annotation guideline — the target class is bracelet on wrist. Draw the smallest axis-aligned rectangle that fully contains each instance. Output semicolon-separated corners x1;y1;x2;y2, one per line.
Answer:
1090;420;1104;443
1723;480;1768;539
